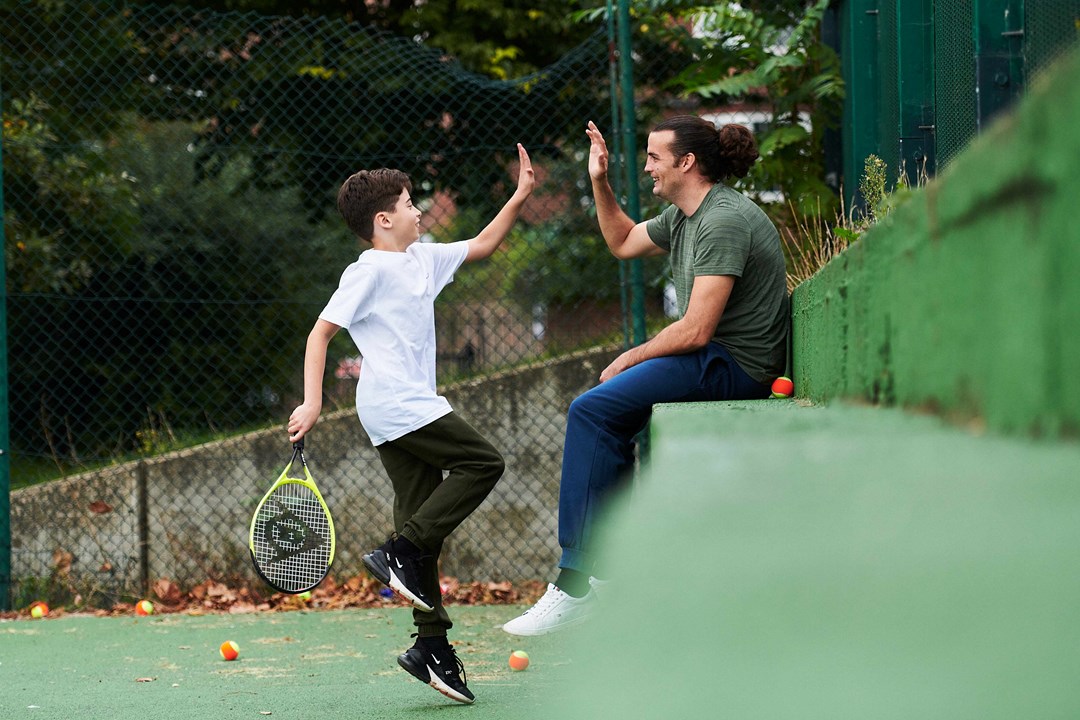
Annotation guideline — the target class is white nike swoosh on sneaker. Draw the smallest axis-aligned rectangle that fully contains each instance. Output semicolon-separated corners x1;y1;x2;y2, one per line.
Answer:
431;654;441;665
395;557;404;568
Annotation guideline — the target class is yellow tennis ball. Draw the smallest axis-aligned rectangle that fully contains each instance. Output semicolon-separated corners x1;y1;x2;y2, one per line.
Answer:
135;600;154;616
297;591;312;601
508;650;529;671
30;601;49;619
220;640;240;661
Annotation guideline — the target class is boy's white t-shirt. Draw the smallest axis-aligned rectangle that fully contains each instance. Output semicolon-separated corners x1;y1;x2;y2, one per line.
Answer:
319;241;469;445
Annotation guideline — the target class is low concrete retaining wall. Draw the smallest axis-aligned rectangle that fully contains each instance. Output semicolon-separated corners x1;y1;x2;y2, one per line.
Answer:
11;346;618;595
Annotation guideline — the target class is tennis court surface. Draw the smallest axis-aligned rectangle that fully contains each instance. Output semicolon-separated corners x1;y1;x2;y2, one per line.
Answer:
2;604;576;719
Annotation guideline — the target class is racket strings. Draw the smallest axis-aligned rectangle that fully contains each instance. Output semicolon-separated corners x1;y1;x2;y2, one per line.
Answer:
252;482;333;592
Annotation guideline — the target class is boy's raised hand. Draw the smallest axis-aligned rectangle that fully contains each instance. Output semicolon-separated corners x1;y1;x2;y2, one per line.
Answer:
463;143;536;263
586;121;609;180
514;143;535;199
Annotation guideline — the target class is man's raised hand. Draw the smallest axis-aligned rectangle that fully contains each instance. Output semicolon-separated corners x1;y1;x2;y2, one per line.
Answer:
586;121;609;180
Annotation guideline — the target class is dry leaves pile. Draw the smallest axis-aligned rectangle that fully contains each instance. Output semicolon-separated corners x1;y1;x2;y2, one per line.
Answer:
4;575;547;619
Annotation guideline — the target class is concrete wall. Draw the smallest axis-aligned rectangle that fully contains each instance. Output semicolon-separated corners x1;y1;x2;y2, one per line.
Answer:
561;401;1080;719
791;46;1080;439
11;346;618;594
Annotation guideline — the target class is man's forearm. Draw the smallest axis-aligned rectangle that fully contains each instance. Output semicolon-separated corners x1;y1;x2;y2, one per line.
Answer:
591;174;637;253
634;318;710;362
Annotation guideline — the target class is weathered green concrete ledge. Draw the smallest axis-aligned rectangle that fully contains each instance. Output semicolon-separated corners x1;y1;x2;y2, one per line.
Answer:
559;400;1080;718
792;46;1080;439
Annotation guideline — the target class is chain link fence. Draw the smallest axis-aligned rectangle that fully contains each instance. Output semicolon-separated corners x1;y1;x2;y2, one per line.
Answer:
0;0;627;608
841;0;1080;197
934;0;1080;169
2;0;782;609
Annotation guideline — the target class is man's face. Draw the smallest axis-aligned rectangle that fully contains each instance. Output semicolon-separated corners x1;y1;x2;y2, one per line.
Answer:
644;130;683;200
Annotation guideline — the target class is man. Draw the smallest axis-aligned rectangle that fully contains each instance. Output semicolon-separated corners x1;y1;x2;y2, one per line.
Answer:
503;116;789;636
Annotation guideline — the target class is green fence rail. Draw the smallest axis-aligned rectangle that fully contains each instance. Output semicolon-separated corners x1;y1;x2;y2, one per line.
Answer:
0;98;9;611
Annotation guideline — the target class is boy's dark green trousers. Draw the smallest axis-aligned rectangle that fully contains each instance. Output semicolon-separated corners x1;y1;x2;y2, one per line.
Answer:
375;411;505;635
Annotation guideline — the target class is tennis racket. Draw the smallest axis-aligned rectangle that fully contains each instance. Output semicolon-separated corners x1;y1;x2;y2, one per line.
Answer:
249;439;336;594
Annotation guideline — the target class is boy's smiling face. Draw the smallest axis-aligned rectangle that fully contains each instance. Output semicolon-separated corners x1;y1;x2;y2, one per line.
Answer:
385;188;422;246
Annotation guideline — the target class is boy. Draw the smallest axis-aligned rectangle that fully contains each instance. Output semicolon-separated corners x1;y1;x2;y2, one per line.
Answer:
287;144;534;703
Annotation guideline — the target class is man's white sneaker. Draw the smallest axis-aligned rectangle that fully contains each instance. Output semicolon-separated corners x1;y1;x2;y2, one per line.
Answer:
502;583;595;636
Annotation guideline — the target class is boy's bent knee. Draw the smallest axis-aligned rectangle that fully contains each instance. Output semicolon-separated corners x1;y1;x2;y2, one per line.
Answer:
485;452;506;481
463;444;504;484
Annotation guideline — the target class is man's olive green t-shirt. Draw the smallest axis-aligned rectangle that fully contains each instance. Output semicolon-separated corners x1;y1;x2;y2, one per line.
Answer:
646;183;789;384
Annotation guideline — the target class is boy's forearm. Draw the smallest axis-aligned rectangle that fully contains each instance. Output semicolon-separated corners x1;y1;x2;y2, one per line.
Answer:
302;323;336;408
289;320;339;441
466;193;527;261
302;344;326;410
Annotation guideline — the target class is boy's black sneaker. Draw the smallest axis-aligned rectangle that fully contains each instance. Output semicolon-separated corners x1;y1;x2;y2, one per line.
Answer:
397;636;475;704
361;537;435;612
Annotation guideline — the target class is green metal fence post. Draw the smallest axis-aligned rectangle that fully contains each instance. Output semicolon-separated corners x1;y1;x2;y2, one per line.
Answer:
1;84;12;611
895;0;936;184
606;0;633;350
841;0;882;210
616;0;646;347
974;0;1025;131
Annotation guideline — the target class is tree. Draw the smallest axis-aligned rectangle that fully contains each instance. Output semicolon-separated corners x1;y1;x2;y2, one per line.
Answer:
131;0;598;77
1;0;615;468
630;0;844;215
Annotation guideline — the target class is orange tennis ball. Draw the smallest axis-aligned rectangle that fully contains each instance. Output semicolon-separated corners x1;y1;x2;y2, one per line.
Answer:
30;601;49;619
508;650;529;671
135;600;154;616
220;640;240;661
771;376;794;398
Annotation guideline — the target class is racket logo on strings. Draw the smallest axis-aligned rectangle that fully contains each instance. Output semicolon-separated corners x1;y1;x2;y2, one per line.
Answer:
263;500;327;563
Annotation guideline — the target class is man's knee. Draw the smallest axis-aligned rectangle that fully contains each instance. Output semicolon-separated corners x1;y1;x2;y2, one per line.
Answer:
569;386;605;420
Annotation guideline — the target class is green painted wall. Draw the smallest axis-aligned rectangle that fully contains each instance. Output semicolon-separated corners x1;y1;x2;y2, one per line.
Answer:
560;402;1080;719
792;45;1080;438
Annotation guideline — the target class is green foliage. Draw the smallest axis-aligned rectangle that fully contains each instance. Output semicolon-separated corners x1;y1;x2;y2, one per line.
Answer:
858;153;926;224
783;152;931;289
634;0;844;216
6;118;352;465
501;224;623;308
3;95;140;293
0;0;610;477
0;0;614;476
130;0;595;78
859;154;888;221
